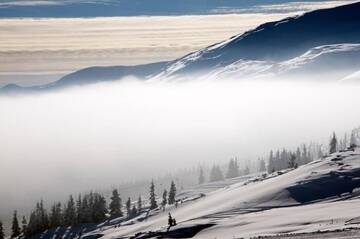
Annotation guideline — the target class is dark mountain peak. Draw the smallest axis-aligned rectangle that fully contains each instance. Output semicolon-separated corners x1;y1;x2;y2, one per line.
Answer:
155;2;360;78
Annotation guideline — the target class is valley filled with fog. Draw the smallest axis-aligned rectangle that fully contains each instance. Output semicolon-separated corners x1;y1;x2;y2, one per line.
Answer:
1;78;360;225
1;1;360;238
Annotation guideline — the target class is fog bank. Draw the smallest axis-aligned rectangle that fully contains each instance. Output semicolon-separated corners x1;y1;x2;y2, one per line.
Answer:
0;79;359;225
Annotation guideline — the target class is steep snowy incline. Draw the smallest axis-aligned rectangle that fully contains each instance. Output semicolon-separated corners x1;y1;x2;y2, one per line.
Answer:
199;43;360;81
151;2;360;80
92;149;360;238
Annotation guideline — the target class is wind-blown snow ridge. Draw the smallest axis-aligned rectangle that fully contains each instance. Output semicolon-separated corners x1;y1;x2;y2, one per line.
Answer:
279;44;360;71
154;43;360;81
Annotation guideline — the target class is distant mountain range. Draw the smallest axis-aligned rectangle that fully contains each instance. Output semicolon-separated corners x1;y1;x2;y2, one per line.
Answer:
2;2;360;94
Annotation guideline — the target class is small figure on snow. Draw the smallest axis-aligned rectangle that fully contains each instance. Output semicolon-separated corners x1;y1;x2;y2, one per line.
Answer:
167;213;177;232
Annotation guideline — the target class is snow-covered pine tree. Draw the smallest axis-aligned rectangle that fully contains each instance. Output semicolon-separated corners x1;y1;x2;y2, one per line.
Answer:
161;189;167;209
109;189;123;218
226;158;239;178
131;205;137;218
21;216;27;234
244;165;250;175
288;153;297;168
49;202;62;228
209;165;224;182
64;195;76;226
350;130;358;148
76;194;82;224
92;193;107;223
198;167;205;184
11;210;21;238
137;196;142;213
126;198;131;218
258;158;266;172
267;150;275;173
329;132;338;154
80;195;91;223
149;180;158;210
168;181;177;205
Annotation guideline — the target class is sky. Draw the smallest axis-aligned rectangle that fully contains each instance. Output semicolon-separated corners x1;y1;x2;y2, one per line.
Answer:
0;0;357;86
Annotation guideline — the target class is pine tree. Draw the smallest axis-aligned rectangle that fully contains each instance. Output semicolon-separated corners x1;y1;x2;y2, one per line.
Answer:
80;196;91;223
49;202;62;228
131;205;137;218
226;158;239;178
329;132;338;154
39;200;49;231
92;193;107;223
76;194;82;224
288;153;297;168
258;158;266;172
21;216;27;234
209;165;224;182
161;190;167;209
149;180;158;210
0;221;5;239
109;189;123;218
198;167;205;184
126;198;131;218
168;181;177;205
64;195;76;226
11;210;21;238
350;130;357;148
244;165;250;175
137;196;142;213
26;208;40;236
268;150;275;173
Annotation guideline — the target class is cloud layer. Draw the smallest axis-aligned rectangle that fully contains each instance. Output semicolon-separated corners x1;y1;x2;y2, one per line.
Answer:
0;13;291;86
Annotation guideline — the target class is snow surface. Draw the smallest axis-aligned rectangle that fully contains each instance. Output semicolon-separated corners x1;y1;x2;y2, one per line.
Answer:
150;43;360;82
77;149;360;238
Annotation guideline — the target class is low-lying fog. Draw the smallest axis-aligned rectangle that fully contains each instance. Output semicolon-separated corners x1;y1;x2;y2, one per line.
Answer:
0;78;359;224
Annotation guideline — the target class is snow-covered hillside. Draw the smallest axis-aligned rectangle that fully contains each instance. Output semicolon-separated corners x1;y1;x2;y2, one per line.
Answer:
156;43;360;82
148;2;360;82
66;148;360;239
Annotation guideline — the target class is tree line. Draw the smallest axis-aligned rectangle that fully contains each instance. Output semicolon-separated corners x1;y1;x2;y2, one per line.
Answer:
198;157;258;184
5;180;177;238
197;128;360;184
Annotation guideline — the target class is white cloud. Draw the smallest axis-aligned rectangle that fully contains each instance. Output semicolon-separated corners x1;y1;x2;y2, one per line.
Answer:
0;0;62;7
0;13;290;86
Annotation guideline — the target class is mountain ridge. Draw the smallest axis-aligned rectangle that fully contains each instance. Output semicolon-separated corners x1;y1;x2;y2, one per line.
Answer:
2;2;360;93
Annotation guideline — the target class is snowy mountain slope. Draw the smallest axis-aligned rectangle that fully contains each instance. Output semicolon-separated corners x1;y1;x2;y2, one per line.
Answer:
151;2;360;81
77;149;360;238
194;43;360;81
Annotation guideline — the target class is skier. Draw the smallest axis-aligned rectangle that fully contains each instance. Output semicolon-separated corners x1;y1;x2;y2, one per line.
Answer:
167;212;173;231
